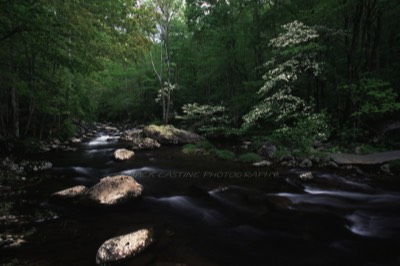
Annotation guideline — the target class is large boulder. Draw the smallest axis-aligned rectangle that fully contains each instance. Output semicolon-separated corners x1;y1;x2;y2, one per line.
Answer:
131;137;161;150
51;185;87;199
96;228;153;265
83;175;143;205
143;125;204;145
120;129;143;141
114;149;135;161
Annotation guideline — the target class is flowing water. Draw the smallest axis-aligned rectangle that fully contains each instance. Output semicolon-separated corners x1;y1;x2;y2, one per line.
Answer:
2;134;400;265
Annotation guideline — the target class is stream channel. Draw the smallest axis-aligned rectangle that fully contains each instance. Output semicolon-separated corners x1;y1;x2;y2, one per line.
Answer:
2;133;400;265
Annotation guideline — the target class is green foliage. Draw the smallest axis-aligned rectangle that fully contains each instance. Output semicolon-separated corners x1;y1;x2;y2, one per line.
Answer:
182;141;215;155
213;149;236;161
177;103;237;136
58;120;78;140
243;20;324;130
238;152;262;163
182;141;236;160
182;144;198;154
351;78;400;118
272;112;331;150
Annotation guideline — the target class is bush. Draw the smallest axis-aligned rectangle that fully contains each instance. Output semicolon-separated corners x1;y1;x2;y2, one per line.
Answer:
213;149;236;161
239;152;262;163
271;112;330;153
182;141;215;155
182;144;198;155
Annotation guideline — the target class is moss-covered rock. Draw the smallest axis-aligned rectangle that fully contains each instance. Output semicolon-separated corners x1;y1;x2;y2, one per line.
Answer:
143;125;204;145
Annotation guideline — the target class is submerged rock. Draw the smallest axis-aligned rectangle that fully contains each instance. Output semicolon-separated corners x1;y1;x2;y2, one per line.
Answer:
84;175;143;205
51;185;88;199
114;149;135;161
143;125;204;145
96;228;153;265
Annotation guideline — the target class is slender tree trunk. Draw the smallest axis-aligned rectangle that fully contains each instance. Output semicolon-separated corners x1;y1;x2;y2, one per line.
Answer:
124;63;131;119
342;0;364;124
0;107;6;136
24;101;35;137
164;26;172;125
11;85;20;138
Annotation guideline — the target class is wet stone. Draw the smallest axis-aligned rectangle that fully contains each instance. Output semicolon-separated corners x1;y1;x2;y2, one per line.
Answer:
96;228;153;264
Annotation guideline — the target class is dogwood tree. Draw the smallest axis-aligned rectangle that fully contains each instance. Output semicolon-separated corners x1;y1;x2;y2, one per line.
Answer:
243;21;323;127
243;20;330;145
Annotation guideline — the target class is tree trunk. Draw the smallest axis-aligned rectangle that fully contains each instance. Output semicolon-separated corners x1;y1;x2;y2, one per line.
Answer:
11;86;19;138
24;101;35;137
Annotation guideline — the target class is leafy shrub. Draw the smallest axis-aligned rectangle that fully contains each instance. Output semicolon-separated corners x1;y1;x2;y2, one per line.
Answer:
58;120;78;140
182;141;215;155
182;144;198;155
272;112;330;151
239;152;262;163
177;103;237;137
213;149;236;161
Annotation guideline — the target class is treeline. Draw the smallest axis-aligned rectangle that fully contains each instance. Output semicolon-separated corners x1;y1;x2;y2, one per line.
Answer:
1;0;400;147
0;0;153;139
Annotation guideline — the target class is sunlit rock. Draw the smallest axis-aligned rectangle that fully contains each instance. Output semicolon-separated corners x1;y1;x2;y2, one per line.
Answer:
298;172;313;180
143;125;204;145
84;175;143;205
114;149;135;161
120;129;143;141
253;160;272;167
70;137;82;143
52;185;88;199
131;137;161;150
96;228;153;265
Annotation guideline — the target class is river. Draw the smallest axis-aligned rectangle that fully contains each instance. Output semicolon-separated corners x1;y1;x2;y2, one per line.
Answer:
2;133;400;265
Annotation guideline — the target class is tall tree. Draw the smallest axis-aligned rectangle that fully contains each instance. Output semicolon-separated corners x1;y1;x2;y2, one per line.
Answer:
148;0;183;124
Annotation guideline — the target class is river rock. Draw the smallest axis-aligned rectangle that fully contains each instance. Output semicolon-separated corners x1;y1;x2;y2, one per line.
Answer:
131;137;161;150
120;129;143;141
253;160;272;167
114;149;135;161
381;163;391;174
258;143;277;159
298;172;313;180
70;137;82;143
299;158;313;168
143;125;204;145
96;228;153;265
84;175;143;205
52;185;88;199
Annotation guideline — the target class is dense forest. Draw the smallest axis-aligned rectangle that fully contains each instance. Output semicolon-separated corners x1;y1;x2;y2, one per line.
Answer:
1;0;400;151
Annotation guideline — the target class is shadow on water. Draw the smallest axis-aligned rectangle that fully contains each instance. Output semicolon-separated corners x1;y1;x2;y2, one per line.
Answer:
2;134;400;265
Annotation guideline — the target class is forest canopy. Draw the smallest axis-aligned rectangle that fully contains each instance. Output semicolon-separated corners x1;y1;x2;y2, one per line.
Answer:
1;0;400;148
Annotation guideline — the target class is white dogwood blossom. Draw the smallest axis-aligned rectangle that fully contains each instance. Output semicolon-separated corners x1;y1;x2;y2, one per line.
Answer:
243;20;323;128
